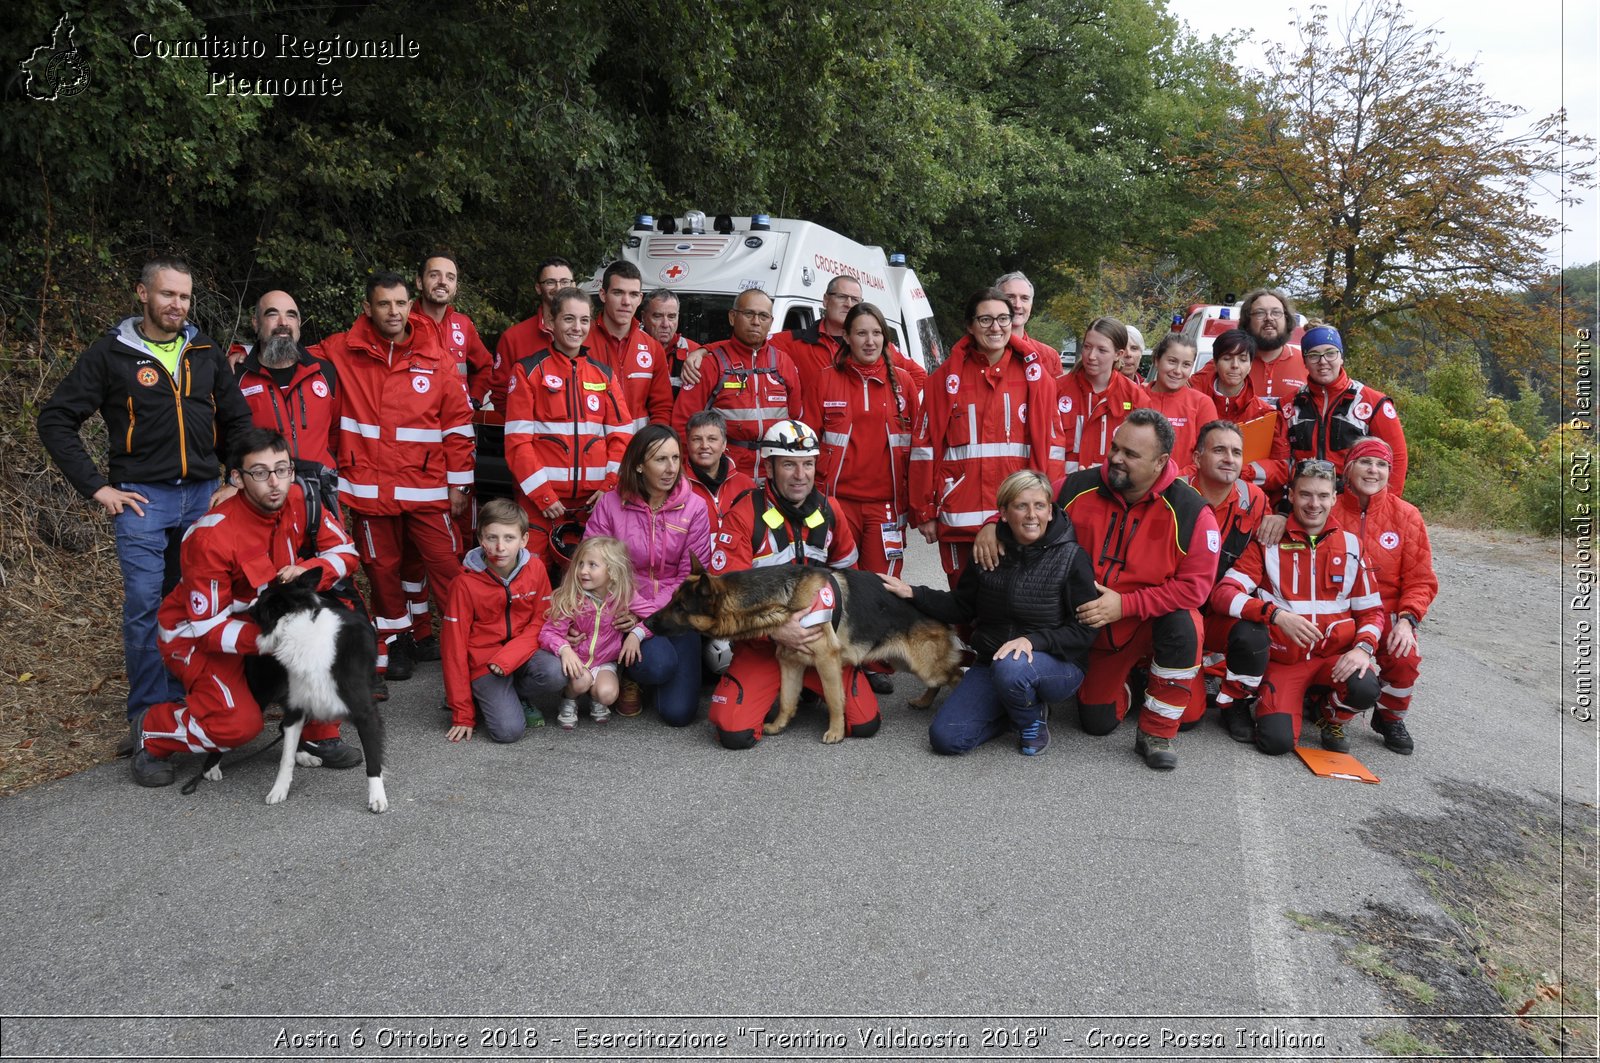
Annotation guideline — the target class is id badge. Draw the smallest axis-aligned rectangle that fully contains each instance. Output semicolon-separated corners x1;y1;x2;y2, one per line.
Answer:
881;521;905;560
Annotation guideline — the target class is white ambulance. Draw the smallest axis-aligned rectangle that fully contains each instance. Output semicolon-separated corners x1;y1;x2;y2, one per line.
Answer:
595;212;946;373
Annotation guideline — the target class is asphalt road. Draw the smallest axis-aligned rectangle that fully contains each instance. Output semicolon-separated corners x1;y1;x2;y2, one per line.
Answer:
0;526;1590;1062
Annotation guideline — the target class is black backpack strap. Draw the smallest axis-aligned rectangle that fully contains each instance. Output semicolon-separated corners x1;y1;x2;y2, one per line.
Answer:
296;477;321;561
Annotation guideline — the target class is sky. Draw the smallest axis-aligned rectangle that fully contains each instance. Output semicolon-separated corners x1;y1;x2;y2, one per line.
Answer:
1163;0;1600;270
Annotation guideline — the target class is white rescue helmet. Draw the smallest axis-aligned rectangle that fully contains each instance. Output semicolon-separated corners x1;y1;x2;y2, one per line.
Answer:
759;419;820;460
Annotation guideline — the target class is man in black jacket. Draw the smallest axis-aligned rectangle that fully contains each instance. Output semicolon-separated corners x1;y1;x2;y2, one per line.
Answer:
38;256;254;748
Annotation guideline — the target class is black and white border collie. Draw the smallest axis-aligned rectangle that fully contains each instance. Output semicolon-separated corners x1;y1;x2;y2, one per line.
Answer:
203;570;388;813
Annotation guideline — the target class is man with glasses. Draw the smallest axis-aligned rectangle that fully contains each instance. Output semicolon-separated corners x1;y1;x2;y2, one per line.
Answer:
39;256;256;756
130;429;363;786
771;274;928;396
1283;323;1408;494
670;288;805;480
1194;287;1307;409
490;256;575;410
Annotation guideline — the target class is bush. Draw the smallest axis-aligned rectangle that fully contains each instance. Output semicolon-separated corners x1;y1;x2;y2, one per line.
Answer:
1524;426;1599;538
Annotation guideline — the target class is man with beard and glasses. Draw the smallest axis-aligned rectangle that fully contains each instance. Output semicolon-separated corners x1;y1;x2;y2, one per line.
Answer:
1192;287;1307;410
233;290;341;509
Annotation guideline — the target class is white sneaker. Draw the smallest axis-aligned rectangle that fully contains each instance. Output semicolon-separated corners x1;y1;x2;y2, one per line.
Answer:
590;701;611;724
556;699;578;730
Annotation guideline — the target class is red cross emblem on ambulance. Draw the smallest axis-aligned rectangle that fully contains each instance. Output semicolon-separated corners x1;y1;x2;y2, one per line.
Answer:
661;263;688;282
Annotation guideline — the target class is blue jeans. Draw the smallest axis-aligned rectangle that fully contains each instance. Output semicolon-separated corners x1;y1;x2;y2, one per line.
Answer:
112;479;216;719
624;632;703;727
929;650;1085;755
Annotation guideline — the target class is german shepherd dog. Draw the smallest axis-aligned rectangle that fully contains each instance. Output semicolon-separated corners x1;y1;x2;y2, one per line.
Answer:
199;570;388;813
650;562;963;743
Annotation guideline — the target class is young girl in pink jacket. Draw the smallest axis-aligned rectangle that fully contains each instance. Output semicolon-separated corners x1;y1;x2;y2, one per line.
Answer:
535;537;650;730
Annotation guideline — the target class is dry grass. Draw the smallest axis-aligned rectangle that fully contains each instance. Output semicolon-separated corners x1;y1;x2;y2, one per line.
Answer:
0;399;131;796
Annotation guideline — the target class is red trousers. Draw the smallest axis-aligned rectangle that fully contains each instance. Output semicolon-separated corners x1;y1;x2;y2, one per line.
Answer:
350;509;462;671
1375;641;1421;722
708;640;880;746
1257;653;1379;743
1076;609;1202;739
833;499;906;577
142;647;338;756
935;537;973;588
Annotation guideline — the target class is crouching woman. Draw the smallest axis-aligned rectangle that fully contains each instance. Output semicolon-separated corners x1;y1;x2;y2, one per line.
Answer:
880;470;1098;756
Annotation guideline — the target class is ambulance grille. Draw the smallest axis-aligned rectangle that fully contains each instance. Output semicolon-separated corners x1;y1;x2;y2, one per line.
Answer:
646;237;729;258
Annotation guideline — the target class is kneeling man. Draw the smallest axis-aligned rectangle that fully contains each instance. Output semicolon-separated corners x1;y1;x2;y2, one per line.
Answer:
132;429;363;786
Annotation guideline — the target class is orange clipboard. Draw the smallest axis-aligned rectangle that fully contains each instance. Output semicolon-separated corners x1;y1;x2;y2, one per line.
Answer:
1295;746;1380;784
1239;412;1279;465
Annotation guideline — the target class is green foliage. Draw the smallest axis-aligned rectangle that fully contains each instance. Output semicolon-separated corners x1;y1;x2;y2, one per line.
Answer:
1394;353;1553;531
1524;426;1598;538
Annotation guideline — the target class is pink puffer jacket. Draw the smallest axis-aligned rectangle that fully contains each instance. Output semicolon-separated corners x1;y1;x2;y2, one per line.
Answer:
584;477;713;618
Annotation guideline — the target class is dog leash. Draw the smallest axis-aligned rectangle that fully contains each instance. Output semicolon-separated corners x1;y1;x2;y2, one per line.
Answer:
179;728;286;795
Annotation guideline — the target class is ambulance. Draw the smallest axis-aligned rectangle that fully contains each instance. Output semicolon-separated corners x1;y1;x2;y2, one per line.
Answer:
596;212;946;373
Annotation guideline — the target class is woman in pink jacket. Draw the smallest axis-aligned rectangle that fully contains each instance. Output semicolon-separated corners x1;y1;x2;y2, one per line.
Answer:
584;423;714;724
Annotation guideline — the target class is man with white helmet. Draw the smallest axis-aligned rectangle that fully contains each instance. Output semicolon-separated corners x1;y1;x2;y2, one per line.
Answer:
705;419;878;749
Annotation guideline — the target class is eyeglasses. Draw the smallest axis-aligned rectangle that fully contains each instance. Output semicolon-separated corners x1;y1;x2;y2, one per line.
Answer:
975;314;1013;329
826;292;863;305
1303;349;1341;362
537;277;573;289
732;309;774;324
241;464;294;483
1248;309;1286;321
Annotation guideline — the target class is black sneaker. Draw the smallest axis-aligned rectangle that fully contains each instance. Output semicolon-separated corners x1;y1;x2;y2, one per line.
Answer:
411;634;441;662
1221;703;1255;743
131;748;175;788
386;634;415;681
299;737;363;769
1372;716;1415;755
866;672;894;695
1135;729;1178;770
1018;718;1050;756
1318;717;1351;753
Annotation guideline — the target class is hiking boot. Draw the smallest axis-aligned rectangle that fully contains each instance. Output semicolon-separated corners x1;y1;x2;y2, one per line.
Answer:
299;737;363;769
1372;715;1415;755
1203;672;1223;707
410;633;441;662
590;701;611;724
371;674;389;702
866;671;895;695
1319;716;1351;753
522;701;545;729
556;699;578;731
1135;729;1178;771
385;634;415;681
1018;718;1050;757
617;680;642;717
129;712;174;788
1221;703;1255;744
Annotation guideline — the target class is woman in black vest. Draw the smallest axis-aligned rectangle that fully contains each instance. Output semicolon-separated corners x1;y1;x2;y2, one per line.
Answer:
881;470;1098;756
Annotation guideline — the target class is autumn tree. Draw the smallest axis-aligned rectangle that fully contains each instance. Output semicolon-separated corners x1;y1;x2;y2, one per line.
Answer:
1200;0;1593;353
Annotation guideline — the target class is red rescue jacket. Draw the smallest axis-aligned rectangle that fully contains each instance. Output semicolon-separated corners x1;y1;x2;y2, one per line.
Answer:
586;319;673;429
1192;344;1306;410
688;456;758;533
710;484;858;572
1198;377;1291;495
670;337;805;480
503;345;634;512
1056;368;1149;473
441;547;553;727
234;348;340;473
911;335;1064;539
490;312;556;411
1332;487;1437;622
1055;459;1220;649
414;305;494;406
156;484;357;662
772;321;929;398
321;315;475;516
808;357;920;511
1143;385;1216;465
1283;370;1408;495
1211;512;1386;664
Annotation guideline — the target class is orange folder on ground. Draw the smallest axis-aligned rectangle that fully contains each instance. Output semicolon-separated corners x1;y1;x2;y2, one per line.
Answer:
1295;746;1381;784
1239;412;1279;465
